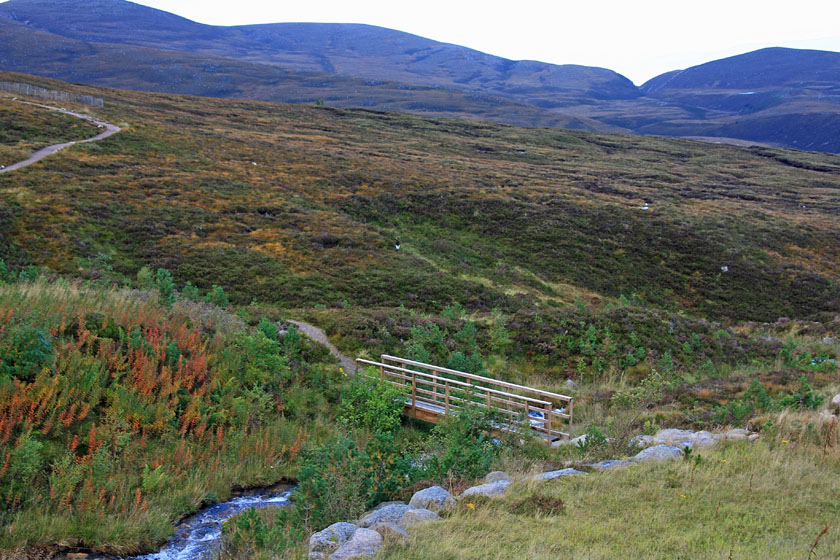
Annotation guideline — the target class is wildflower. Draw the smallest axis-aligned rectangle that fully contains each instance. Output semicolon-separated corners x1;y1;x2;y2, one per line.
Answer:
720;459;727;463
467;503;475;511
781;440;789;444
680;494;686;499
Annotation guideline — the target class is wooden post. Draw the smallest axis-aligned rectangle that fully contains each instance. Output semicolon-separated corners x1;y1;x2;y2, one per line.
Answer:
545;403;553;447
380;364;384;381
568;399;574;439
411;371;417;413
525;401;530;435
445;381;450;415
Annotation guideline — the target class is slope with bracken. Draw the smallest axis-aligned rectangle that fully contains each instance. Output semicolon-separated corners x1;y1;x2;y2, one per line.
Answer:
0;71;838;324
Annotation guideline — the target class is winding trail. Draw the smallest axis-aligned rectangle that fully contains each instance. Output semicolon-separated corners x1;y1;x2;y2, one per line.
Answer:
0;99;121;174
288;320;357;374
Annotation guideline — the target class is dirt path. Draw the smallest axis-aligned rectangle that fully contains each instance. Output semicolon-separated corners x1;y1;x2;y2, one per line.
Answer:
288;320;357;374
0;99;121;174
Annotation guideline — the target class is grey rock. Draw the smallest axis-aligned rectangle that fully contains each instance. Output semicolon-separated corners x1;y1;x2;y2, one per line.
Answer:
398;508;440;528
725;428;752;441
484;471;511;483
369;500;406;512
690;430;723;449
461;480;510;498
831;394;840;408
309;522;358;560
408;485;455;512
565;379;578;391
359;503;414;528
629;434;657;448
527;468;587;482
370;521;408;540
588;459;635;470
327;528;383;560
633;444;683;462
654;429;696;447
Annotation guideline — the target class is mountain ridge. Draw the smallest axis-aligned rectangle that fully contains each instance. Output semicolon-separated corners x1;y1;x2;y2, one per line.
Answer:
2;0;839;151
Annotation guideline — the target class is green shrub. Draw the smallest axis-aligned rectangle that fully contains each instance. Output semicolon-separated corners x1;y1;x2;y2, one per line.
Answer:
339;374;406;435
0;259;12;284
777;375;824;411
425;405;500;480
205;284;230;307
182;281;200;301
0;325;54;382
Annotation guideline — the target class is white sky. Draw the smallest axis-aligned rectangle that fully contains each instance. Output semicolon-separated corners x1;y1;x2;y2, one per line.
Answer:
33;0;840;84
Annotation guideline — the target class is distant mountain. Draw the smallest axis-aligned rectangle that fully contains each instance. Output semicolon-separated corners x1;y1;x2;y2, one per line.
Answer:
2;0;840;152
638;48;840;152
0;0;640;108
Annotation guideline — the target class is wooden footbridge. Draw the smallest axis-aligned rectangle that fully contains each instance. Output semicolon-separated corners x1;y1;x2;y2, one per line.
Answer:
355;355;573;446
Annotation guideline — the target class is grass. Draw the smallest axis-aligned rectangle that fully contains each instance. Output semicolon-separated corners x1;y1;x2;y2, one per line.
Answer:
0;94;97;166
0;279;342;555
381;440;840;559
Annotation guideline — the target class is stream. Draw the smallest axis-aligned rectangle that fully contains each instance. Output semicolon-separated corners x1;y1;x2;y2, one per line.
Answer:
92;488;293;560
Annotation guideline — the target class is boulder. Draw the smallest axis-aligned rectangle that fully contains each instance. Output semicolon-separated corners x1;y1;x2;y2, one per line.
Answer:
359;503;414;528
527;468;587;482
725;428;752;441
831;394;840;408
398;508;440;528
629;434;657;448
690;430;722;449
369;500;407;512
653;429;696;447
484;471;511;483
461;480;510;498
588;459;635;470
370;521;408;540
408;486;455;512
309;522;358;560
633;444;683;462
327;528;383;560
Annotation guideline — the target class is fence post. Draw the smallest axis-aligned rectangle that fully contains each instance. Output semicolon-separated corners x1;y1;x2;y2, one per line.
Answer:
411;371;417;413
445;381;450;415
545;403;553;447
568;399;573;439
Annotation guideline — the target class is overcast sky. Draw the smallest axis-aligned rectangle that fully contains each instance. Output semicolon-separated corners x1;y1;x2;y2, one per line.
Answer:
106;1;840;84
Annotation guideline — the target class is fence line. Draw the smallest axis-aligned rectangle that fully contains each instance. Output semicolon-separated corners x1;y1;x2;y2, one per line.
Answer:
0;82;104;107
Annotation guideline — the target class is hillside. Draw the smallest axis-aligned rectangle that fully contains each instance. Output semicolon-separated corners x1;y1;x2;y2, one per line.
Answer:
0;71;838;323
0;74;839;560
2;0;840;152
0;0;640;108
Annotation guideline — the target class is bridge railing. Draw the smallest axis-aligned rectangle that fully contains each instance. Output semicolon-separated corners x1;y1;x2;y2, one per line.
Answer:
354;355;573;445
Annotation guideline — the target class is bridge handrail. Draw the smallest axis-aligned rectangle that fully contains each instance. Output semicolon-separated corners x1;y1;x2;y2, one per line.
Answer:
356;358;555;407
380;354;573;403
